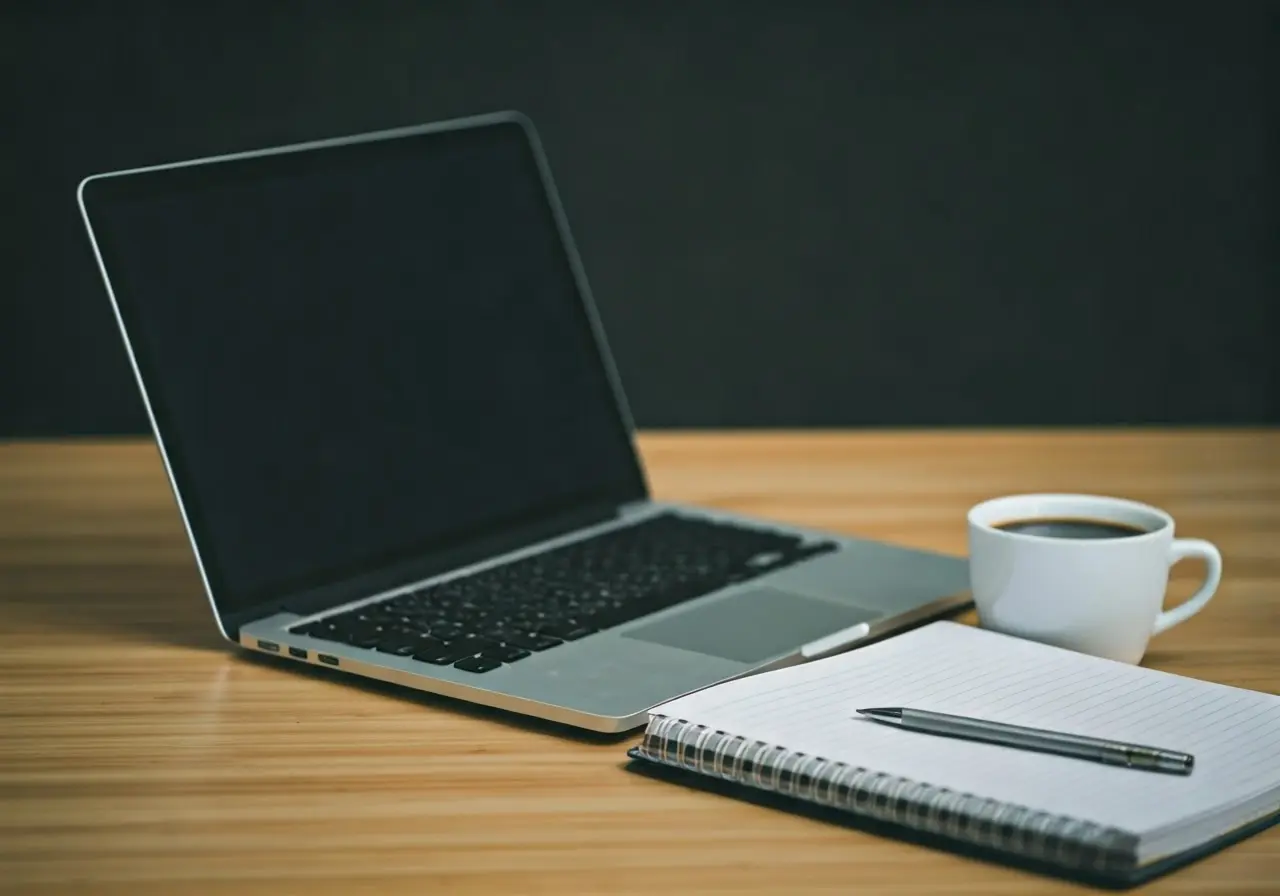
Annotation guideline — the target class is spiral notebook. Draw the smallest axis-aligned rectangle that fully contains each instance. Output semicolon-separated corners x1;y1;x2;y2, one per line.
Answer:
626;621;1280;886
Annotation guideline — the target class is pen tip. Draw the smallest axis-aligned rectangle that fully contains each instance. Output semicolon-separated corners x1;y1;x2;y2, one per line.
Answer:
856;707;903;720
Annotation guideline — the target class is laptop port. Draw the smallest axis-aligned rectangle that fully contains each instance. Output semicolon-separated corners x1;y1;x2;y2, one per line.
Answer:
318;653;339;666
288;646;307;660
256;639;280;652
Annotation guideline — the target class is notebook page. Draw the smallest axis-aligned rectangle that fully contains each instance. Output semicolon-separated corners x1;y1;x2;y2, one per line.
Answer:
651;622;1280;836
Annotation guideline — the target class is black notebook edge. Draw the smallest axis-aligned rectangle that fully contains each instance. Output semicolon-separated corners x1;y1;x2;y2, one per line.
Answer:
625;747;1280;889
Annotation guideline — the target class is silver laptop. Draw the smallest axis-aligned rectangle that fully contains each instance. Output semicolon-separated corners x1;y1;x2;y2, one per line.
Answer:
77;111;970;733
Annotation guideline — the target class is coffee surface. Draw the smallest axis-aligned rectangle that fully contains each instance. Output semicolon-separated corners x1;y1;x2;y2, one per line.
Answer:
994;517;1148;539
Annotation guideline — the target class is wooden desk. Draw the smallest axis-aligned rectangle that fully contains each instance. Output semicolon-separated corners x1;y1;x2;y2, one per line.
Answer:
2;430;1277;894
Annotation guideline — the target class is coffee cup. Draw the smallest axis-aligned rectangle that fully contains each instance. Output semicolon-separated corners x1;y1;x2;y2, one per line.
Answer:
967;493;1222;664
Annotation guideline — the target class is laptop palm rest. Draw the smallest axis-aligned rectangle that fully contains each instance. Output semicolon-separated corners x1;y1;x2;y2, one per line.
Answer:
620;587;880;664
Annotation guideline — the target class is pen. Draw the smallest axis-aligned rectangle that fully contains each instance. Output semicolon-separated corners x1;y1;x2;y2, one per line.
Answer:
855;707;1195;775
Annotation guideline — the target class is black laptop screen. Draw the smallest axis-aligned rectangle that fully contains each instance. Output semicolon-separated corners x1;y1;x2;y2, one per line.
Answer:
81;116;647;617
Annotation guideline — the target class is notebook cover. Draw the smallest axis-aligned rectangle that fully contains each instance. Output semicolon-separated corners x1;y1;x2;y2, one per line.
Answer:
625;747;1280;889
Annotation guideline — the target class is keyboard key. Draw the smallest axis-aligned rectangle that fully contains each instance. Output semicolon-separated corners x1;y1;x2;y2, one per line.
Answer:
481;644;531;663
296;620;342;641
439;635;496;654
793;541;839;560
539;625;594;641
498;632;562;652
373;633;425;656
412;644;472;665
454;656;503;673
342;626;384;649
746;551;787;570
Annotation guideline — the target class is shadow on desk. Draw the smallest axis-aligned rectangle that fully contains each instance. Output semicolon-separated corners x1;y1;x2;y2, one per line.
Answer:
236;649;636;745
2;564;227;651
623;754;1279;890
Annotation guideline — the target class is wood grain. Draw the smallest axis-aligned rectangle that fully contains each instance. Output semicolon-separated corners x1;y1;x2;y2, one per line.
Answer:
1;430;1277;895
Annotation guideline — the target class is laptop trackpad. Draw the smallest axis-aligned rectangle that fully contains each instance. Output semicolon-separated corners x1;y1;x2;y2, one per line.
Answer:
620;587;880;664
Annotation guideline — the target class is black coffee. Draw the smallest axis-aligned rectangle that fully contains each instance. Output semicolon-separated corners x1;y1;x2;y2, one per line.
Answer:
994;517;1148;539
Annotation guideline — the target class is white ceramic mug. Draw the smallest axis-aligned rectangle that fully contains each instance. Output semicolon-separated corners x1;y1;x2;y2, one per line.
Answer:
967;493;1222;664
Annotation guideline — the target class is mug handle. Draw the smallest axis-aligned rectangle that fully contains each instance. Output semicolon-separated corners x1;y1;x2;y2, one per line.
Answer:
1153;539;1223;635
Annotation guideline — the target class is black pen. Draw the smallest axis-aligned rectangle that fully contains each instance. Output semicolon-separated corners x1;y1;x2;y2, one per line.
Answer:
856;707;1195;775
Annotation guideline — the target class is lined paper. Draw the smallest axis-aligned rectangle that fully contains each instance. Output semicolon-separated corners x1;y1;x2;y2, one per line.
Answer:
654;622;1280;836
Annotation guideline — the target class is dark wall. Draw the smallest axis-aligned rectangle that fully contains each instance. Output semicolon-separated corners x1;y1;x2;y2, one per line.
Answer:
4;1;1277;435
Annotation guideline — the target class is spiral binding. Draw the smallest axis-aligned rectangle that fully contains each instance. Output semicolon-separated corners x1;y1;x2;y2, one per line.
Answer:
638;714;1141;874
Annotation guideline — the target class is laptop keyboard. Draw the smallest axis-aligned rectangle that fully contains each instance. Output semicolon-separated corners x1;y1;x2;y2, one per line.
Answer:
292;511;838;674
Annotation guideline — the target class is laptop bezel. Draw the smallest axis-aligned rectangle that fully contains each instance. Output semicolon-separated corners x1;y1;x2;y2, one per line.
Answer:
76;110;651;640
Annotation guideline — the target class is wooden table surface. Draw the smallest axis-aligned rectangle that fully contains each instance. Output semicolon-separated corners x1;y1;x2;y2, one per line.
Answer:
1;430;1278;895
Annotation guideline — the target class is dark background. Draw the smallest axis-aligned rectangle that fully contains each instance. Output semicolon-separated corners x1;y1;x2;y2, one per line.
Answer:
4;1;1277;436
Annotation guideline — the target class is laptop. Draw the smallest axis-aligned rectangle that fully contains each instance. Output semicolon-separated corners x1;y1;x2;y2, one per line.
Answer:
76;111;970;732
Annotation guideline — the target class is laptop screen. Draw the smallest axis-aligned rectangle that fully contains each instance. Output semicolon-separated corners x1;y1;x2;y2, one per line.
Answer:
80;115;647;619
